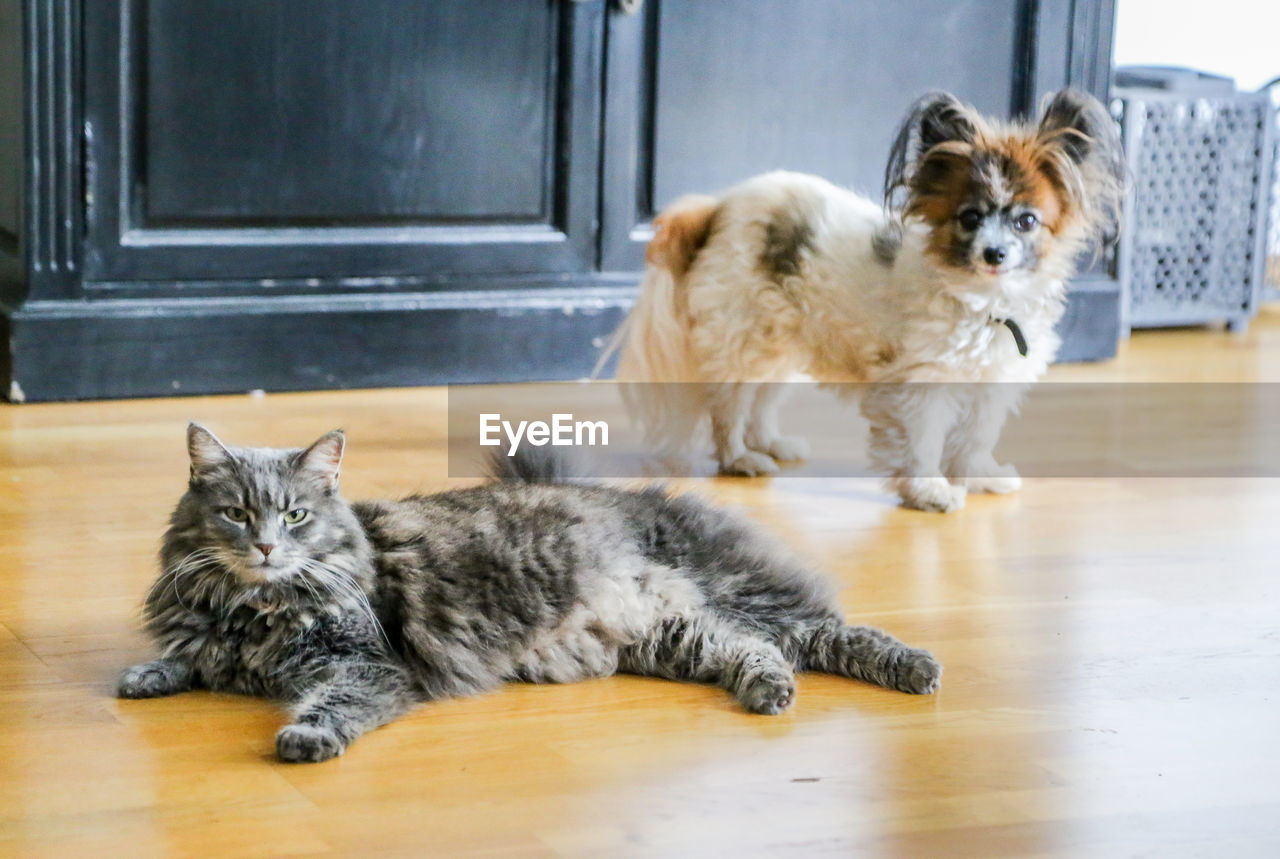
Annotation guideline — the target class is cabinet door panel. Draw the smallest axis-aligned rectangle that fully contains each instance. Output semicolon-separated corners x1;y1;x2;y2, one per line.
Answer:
86;0;603;283
144;1;553;224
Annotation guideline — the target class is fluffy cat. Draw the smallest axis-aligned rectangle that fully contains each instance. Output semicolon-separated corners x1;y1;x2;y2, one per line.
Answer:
119;424;942;762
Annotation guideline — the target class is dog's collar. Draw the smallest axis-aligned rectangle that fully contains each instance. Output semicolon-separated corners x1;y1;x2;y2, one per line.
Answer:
991;317;1028;357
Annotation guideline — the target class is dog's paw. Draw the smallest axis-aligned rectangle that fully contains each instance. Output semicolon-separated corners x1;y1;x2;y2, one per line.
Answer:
897;477;966;513
766;436;810;462
891;648;943;695
276;723;345;763
738;668;797;715
721;451;780;477
965;463;1022;495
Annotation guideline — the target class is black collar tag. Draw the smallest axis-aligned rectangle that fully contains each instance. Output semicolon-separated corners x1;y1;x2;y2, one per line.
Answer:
994;318;1028;357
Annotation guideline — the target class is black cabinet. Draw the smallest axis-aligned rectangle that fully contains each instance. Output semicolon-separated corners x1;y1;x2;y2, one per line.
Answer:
1;0;1118;402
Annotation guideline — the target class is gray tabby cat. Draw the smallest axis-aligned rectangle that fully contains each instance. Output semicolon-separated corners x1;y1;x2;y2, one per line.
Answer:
119;424;942;762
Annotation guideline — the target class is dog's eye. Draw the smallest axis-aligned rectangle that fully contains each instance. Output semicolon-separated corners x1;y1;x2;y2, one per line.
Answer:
1013;212;1039;232
957;209;983;231
223;506;250;524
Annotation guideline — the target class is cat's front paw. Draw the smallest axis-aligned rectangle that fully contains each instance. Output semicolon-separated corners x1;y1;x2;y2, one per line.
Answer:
276;724;346;763
739;668;797;715
892;649;943;695
117;660;189;699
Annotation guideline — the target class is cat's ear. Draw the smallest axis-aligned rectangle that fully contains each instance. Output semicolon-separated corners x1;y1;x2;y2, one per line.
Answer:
298;430;345;494
187;422;232;481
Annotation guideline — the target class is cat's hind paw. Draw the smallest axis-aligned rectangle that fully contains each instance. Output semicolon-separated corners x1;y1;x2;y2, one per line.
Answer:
738;668;797;715
276;723;346;763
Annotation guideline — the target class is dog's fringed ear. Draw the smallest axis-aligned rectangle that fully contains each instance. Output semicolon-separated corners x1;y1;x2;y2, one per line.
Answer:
1036;88;1125;233
1038;89;1124;178
883;92;978;213
917;92;979;151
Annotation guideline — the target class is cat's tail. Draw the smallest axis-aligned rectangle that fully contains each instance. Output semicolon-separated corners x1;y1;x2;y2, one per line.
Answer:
486;446;591;484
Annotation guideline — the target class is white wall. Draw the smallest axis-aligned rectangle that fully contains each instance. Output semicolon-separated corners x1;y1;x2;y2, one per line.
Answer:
1114;0;1280;92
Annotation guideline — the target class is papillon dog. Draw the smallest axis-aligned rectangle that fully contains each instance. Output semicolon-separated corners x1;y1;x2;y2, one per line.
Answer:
599;89;1124;512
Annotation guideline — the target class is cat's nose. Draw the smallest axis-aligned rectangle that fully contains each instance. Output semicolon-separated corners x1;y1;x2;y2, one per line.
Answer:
255;543;275;558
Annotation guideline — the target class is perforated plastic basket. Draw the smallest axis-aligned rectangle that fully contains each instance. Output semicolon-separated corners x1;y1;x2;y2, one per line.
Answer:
1114;88;1275;331
1264;82;1280;303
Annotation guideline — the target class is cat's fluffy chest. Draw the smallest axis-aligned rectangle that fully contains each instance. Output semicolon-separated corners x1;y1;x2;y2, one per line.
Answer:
160;602;348;696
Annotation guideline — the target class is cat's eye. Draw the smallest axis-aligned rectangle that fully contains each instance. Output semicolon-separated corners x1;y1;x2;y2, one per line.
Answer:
284;508;309;525
1012;212;1039;233
957;209;983;231
222;506;250;524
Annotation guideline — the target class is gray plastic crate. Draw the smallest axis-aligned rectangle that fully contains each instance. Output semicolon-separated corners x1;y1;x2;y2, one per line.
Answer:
1114;87;1275;332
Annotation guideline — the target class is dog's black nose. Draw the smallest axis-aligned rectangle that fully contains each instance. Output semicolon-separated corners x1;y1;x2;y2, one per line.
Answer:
983;246;1007;266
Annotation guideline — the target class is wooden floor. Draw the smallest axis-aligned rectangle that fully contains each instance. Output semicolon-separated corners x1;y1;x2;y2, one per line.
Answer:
3;309;1280;856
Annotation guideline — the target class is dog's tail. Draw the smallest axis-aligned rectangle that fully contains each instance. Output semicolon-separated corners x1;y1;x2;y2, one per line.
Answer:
593;194;718;453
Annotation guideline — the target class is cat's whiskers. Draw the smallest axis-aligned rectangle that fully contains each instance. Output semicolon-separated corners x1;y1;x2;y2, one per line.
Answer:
300;564;368;624
289;572;334;617
298;558;391;650
198;553;241;607
148;547;215;597
150;548;222;612
291;573;322;604
301;561;373;616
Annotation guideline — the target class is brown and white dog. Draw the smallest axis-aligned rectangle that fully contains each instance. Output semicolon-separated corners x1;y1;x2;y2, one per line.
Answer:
599;89;1123;511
